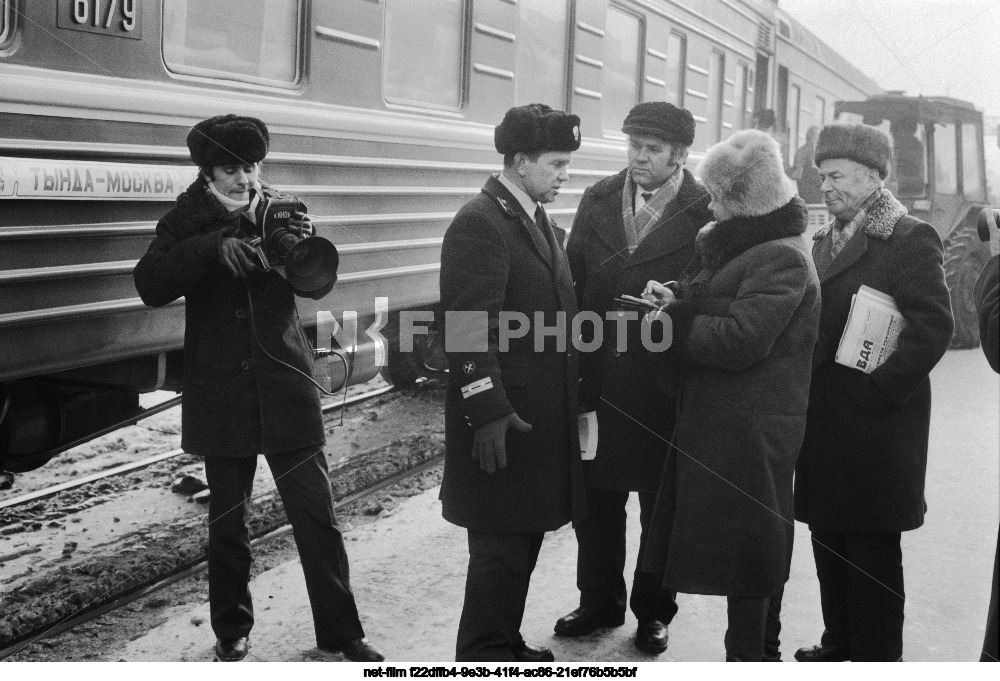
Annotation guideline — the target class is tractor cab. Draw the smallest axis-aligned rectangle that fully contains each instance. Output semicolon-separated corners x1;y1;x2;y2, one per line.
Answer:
836;93;992;348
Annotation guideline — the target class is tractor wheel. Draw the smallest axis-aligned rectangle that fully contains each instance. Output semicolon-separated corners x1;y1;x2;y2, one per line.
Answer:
943;217;991;349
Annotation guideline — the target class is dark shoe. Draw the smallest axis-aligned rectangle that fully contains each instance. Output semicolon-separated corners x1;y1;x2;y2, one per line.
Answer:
554;607;625;637
339;638;385;662
763;643;781;661
794;643;850;662
634;620;668;655
513;640;554;663
215;636;249;662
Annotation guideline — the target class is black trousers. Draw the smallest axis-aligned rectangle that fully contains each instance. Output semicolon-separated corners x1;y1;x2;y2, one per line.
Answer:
724;595;769;661
456;530;544;662
811;530;905;661
203;447;364;649
574;488;678;625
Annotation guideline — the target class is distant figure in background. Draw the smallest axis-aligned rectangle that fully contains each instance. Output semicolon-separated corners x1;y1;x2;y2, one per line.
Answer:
752;108;777;134
752;109;790;174
790;126;823;204
890;119;926;195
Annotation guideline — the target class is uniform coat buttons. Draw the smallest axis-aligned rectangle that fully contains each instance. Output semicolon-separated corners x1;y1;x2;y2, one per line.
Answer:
235;309;248;319
241;360;252;370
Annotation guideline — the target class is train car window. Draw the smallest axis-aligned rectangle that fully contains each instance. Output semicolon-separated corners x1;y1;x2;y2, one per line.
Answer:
738;64;750;129
707;51;725;144
602;6;642;133
961;123;985;200
162;0;301;86
0;0;13;47
789;83;802;149
383;0;467;110
934;122;958;195
665;33;686;106
515;0;569;108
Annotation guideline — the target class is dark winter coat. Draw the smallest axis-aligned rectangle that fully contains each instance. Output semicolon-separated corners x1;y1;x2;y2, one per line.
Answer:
565;168;711;491
438;175;587;534
976;255;999;373
794;193;954;533
644;198;820;596
133;179;328;458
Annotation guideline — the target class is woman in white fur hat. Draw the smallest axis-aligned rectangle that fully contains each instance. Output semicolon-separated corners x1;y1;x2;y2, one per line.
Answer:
640;130;821;661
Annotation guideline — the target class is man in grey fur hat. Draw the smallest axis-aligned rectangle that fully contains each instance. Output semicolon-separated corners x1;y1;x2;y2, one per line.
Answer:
793;122;954;662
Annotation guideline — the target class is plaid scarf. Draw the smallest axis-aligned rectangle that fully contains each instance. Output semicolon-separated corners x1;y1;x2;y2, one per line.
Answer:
620;166;684;253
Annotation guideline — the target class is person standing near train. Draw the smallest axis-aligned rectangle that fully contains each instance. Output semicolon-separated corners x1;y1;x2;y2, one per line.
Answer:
438;104;587;662
133;114;384;663
556;102;711;655
793;123;954;662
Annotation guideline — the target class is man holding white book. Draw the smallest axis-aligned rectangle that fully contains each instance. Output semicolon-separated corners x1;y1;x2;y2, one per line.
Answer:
793;123;954;662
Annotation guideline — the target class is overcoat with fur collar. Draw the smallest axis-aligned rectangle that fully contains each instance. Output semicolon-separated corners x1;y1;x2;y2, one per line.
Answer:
438;175;587;534
644;198;820;596
794;192;954;533
133;179;327;458
566;168;711;491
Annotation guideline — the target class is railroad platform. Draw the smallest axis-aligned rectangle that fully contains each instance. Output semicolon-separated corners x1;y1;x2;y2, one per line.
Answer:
112;350;998;665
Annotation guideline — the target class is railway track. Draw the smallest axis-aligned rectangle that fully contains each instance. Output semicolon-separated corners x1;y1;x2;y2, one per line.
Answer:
0;380;448;659
0;384;396;512
0;452;443;659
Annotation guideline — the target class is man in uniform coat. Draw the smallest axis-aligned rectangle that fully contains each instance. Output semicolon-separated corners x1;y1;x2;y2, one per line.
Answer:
439;104;587;662
557;102;711;654
793;123;954;662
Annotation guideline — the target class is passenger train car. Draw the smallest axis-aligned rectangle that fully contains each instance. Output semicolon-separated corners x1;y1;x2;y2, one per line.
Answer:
0;0;880;472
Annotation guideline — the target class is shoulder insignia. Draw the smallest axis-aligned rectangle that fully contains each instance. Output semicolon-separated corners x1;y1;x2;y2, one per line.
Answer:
461;377;493;399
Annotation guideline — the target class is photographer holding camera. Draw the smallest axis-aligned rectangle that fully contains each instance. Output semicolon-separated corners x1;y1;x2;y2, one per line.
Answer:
133;114;383;663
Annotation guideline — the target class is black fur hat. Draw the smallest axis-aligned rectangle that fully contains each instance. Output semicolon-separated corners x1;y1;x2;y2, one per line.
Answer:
621;102;695;147
494;104;582;155
814;123;893;179
187;114;270;167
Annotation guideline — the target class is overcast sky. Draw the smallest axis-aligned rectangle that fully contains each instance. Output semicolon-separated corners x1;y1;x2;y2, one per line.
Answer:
778;0;1000;119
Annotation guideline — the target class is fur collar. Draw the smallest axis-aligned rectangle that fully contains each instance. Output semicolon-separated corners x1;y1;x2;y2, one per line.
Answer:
695;197;808;271
813;189;907;241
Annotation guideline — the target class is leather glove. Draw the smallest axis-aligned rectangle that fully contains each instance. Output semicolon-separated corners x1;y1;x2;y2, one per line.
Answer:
472;411;532;475
219;237;260;278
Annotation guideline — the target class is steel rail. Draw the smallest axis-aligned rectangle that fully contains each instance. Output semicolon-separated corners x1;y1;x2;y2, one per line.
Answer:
0;452;443;660
0;385;396;512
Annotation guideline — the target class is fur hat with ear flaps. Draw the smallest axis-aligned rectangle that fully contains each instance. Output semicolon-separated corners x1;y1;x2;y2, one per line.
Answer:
697;129;796;218
187;114;270;168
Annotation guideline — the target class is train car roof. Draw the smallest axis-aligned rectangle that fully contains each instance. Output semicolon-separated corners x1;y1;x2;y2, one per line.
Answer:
774;7;882;95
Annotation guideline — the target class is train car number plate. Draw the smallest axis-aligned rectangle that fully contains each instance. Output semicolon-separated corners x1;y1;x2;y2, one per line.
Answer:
57;0;141;40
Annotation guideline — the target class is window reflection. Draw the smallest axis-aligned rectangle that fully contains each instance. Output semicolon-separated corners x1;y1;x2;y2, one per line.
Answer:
163;0;300;85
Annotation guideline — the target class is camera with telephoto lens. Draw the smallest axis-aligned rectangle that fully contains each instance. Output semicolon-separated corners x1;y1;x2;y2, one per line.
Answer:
246;194;339;292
